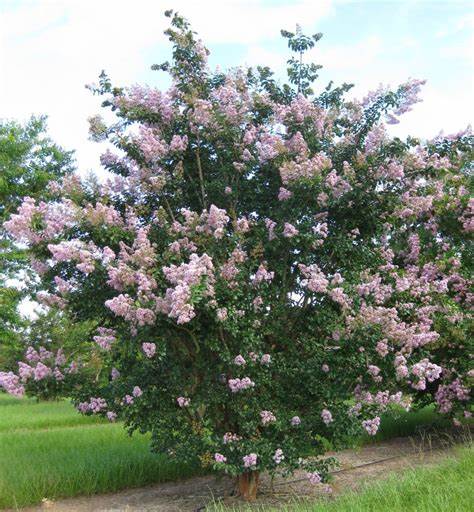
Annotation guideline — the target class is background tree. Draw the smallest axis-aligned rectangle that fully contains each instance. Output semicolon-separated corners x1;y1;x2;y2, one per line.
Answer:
0;116;74;369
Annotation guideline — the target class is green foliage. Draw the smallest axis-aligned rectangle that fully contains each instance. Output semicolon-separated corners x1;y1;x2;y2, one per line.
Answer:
281;26;323;96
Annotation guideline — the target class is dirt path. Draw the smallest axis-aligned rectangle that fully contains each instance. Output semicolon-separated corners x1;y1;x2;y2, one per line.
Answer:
19;435;465;512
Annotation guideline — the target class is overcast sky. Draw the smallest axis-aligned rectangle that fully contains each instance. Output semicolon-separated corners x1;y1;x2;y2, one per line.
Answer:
1;0;473;175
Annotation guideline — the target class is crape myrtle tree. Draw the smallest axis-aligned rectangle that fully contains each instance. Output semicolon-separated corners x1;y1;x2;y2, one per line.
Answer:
3;12;473;500
1;310;99;401
0;117;74;371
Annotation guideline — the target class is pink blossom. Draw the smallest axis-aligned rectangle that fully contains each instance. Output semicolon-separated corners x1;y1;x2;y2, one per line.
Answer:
216;307;228;321
223;432;241;444
203;205;229;239
89;397;108;413
280;152;331;184
234;355;246;366
122;395;134;405
260;410;276;425
283;222;299;238
93;327;116;350
278;187;293;201
362;416;381;436
0;372;25;397
236;217;250;233
142;343;156;358
25;346;40;363
34;362;52;381
177;396;190;408
115;85;174;121
264;218;277;240
228;377;255;393
291;416;301;426
299;264;329;293
321;409;333;425
243;453;258;468
253;263;274;285
376;340;389;357
214;453;227;463
169;134;188;152
273;448;284;464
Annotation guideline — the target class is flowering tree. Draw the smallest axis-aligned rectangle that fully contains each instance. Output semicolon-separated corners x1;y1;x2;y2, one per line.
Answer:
3;12;472;500
0;311;97;400
0;116;74;371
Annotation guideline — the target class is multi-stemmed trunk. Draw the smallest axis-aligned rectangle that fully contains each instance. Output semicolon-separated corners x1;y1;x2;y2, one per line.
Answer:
237;471;259;501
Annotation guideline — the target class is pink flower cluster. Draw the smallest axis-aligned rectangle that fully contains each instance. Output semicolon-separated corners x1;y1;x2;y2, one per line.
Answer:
93;327;117;350
228;377;255;393
234;355;246;366
214;453;227;463
410;359;442;390
114;85;174;121
223;432;242;444
275;94;326;132
157;253;214;324
291;416;301;426
0;372;24;397
243;453;258;468
280;152;331;184
253;263;275;285
4;197;76;244
177;396;190;407
142;343;156;358
273;448;284;464
435;379;470;414
299;264;329;293
283;222;299;238
78;397;108;414
362;416;381;436
198;205;230;239
260;410;276;425
321;409;333;425
5;346;77;396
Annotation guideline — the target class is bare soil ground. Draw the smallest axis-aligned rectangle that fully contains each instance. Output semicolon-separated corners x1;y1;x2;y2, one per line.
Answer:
19;433;466;512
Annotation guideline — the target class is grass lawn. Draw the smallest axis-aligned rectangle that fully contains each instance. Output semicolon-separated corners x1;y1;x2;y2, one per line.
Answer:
0;393;457;509
0;394;201;509
295;445;474;512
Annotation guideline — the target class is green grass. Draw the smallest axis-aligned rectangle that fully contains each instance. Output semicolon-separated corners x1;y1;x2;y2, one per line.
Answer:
0;395;107;432
297;445;474;512
0;394;201;509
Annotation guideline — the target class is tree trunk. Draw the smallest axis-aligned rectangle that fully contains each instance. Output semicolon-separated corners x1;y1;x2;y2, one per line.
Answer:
237;471;259;501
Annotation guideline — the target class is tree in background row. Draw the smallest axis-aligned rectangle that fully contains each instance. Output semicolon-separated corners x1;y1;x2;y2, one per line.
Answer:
2;12;472;500
0;117;74;370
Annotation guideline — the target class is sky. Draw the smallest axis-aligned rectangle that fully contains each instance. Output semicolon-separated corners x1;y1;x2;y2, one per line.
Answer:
0;0;473;175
